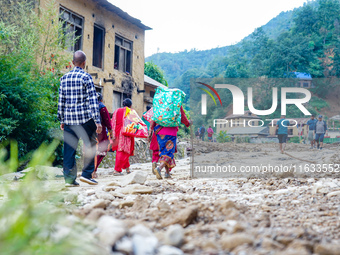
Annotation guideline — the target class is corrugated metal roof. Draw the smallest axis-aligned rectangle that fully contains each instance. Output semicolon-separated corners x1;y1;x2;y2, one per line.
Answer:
227;126;269;135
294;72;312;80
94;0;151;30
331;115;340;120
144;75;167;89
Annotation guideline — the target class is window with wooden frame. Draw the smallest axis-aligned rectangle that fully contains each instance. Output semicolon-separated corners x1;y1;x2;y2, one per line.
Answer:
288;128;293;135
93;25;105;69
95;86;102;94
59;6;83;52
112;91;131;112
114;35;132;74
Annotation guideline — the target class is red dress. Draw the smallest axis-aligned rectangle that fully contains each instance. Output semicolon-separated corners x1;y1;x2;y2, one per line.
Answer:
94;104;112;172
150;132;160;163
111;107;135;172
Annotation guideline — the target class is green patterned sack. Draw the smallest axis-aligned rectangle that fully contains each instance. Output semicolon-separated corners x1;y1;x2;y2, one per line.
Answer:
152;87;186;127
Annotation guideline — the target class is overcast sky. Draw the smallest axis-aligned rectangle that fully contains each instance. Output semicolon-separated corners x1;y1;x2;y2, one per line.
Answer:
109;0;309;57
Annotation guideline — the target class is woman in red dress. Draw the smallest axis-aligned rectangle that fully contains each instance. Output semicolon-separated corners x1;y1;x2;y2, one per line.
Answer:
111;98;134;175
92;93;112;178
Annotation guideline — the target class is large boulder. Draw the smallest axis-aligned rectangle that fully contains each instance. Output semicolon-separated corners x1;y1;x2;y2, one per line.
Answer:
158;245;183;255
120;171;148;186
220;233;254;251
163;224;184;247
96;216;127;246
162;206;198;227
130;224;158;255
314;243;340;255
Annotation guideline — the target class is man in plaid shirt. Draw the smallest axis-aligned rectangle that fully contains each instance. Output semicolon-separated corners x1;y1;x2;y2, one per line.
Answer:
58;50;102;186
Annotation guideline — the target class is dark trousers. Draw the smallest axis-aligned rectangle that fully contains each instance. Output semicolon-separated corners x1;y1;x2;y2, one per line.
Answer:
63;119;97;183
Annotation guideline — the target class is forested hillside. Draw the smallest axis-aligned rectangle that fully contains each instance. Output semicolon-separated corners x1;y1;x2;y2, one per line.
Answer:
147;0;340;88
146;47;231;86
147;0;340;128
146;7;295;85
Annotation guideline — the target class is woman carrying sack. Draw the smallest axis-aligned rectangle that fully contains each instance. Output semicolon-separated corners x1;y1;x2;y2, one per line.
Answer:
110;99;135;175
150;106;191;179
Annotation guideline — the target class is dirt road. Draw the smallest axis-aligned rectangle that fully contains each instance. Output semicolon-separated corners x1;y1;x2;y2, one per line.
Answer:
61;142;340;254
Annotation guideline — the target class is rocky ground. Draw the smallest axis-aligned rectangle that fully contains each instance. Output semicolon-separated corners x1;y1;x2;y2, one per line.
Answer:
3;142;340;255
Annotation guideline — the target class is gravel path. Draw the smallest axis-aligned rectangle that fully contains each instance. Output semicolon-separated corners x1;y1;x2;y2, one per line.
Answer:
58;142;340;254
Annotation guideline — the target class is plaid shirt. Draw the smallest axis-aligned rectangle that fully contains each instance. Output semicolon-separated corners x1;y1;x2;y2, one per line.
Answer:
58;66;100;125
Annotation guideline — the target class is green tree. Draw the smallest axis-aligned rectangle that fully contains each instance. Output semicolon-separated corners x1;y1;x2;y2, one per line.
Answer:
268;31;321;77
331;40;340;76
148;0;340;121
144;61;168;86
216;131;231;143
316;0;340;45
293;4;317;36
0;0;75;161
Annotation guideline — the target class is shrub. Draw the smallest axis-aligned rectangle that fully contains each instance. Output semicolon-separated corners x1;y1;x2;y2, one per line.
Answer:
0;54;60;158
0;141;100;255
309;97;329;111
288;136;301;143
235;136;251;143
0;0;75;163
216;131;231;143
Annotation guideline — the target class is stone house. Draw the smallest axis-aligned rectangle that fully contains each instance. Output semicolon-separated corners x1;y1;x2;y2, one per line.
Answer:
294;72;313;88
268;118;309;137
40;0;151;115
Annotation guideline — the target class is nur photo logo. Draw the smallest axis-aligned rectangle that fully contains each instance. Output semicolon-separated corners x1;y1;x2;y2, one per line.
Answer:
199;82;312;116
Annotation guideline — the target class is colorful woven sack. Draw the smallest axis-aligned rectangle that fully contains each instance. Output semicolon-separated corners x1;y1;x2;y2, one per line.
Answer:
122;108;148;138
152;87;186;127
142;107;153;122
